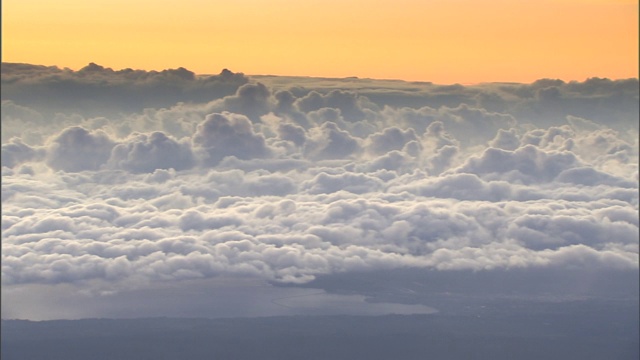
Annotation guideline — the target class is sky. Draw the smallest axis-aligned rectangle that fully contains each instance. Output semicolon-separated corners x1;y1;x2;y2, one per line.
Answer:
2;0;638;83
1;63;638;320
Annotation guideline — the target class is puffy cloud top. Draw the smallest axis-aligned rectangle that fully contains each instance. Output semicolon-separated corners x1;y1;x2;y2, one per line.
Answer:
109;132;195;173
46;127;115;172
193;112;270;166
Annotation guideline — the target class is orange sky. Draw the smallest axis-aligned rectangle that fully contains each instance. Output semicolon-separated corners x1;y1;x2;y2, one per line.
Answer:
2;0;638;83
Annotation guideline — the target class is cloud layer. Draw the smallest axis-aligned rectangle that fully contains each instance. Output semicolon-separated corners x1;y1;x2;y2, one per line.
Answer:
2;64;638;309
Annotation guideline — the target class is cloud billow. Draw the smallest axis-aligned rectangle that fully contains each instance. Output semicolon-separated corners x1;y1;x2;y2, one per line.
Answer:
46;127;115;172
192;112;271;166
109;132;196;173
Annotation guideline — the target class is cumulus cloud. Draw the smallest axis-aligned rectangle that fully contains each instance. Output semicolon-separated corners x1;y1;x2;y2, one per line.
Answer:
1;138;43;168
277;122;307;147
296;90;368;122
303;122;361;160
46;127;116;172
366;127;420;156
489;128;520;151
1;64;638;319
212;83;273;122
192;112;271;166
453;145;582;183
108;132;195;173
436;104;516;143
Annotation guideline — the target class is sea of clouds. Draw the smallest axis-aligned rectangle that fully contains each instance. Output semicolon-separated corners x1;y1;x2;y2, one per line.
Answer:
1;63;638;317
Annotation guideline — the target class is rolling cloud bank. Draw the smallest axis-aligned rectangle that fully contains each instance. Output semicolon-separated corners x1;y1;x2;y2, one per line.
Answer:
1;63;638;319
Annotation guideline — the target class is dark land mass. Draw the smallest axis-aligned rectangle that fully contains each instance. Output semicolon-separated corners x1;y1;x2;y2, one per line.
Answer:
2;297;638;360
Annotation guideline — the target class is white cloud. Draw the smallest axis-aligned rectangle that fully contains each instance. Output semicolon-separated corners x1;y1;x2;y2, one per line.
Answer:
109;131;195;173
366;127;420;156
45;127;116;172
303;122;362;160
192;112;271;166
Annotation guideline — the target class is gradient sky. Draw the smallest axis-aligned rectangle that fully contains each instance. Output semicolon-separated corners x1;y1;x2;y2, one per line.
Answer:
2;0;639;84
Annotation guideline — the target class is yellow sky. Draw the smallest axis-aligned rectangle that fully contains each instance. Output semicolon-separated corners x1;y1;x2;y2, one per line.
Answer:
2;0;638;83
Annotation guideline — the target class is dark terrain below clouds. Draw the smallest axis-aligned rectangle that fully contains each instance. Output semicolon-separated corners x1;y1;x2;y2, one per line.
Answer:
3;298;639;360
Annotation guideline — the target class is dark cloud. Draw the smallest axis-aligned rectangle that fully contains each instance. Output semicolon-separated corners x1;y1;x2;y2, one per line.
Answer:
1;62;249;117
